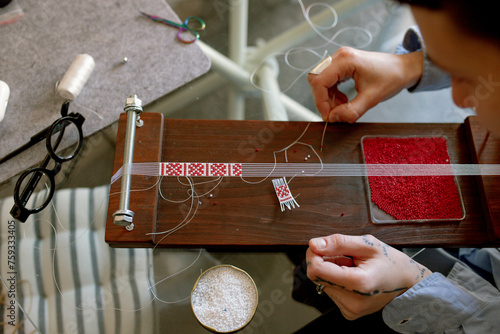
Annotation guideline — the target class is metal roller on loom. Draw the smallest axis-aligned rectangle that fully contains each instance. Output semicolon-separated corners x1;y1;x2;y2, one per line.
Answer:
112;95;144;231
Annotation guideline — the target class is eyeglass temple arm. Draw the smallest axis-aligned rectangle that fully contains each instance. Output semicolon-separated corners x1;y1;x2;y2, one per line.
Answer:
0;127;51;164
0;101;71;165
60;100;70;117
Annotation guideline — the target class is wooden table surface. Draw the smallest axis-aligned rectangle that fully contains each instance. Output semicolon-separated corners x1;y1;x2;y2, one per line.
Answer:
105;113;500;249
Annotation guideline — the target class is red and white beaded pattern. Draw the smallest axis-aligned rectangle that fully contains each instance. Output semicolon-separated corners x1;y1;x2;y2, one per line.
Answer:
160;162;242;177
363;137;463;220
272;177;299;211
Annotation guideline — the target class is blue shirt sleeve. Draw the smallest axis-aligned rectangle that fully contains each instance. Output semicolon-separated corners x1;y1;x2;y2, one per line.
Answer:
382;262;500;333
394;26;451;92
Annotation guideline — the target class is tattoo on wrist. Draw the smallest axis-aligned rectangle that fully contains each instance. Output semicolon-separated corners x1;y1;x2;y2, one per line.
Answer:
409;259;429;280
313;276;408;296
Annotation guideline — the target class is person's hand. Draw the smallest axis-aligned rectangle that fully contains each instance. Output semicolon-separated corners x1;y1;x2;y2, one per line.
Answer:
307;47;424;123
306;234;432;320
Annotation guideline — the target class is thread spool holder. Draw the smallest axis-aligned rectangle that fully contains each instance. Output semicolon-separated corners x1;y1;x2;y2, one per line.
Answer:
112;94;144;231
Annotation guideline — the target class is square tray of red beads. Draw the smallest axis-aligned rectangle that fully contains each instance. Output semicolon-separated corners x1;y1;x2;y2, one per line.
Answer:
361;135;466;224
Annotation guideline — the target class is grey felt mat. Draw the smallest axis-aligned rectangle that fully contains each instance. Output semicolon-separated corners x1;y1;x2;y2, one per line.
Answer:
0;0;210;184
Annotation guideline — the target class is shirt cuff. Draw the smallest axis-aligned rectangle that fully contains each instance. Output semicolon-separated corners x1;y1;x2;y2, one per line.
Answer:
382;271;484;333
395;26;451;92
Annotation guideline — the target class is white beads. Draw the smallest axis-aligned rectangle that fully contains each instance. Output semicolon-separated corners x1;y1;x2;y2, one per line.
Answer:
191;265;257;332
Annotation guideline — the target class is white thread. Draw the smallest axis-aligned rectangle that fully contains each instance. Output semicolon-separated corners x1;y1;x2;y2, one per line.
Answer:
249;49;328;95
57;54;95;100
238;122;322;184
410;248;427;259
112;161;500;178
148;249;204;304
150;176;199;236
8;174;203;321
72;100;104;120
152;176;224;236
240;163;500;176
298;0;372;48
159;176;195;204
48;201;157;312
45;182;207;314
111;165;123;184
248;1;373;96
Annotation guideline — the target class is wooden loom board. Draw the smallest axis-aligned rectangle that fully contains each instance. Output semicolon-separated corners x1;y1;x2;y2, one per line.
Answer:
465;116;500;243
105;114;499;249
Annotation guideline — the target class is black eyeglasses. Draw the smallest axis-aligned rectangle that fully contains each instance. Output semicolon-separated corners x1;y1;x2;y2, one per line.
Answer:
0;101;85;222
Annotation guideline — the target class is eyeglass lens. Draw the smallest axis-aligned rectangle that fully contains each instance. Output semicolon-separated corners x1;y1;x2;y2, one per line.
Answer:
14;117;82;218
16;169;54;213
48;118;82;161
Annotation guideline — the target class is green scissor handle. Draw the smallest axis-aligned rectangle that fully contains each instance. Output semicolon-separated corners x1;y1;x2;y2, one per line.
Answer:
140;11;206;44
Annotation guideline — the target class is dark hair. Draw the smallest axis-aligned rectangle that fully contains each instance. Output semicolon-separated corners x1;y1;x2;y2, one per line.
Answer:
395;0;500;44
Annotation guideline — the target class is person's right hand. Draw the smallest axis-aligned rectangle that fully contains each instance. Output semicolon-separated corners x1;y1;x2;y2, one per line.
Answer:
308;47;424;123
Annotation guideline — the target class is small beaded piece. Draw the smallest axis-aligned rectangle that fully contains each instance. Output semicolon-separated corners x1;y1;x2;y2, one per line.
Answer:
363;137;462;220
272;177;300;211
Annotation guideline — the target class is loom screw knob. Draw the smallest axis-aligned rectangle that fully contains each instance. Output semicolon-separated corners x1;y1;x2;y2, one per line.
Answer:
125;95;144;127
113;209;135;228
125;95;143;114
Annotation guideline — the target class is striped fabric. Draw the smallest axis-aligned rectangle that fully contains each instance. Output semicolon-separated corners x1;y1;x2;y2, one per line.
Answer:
0;186;156;333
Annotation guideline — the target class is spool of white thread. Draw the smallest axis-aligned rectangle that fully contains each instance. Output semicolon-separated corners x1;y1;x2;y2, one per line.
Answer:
0;80;9;123
57;54;95;100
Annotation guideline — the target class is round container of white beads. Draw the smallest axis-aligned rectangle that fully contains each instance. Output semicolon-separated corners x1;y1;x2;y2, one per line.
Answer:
191;265;258;333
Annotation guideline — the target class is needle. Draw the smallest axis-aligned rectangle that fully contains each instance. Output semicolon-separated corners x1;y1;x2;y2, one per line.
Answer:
320;92;335;152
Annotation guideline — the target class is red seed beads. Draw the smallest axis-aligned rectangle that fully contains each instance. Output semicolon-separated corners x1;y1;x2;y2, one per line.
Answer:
362;137;463;221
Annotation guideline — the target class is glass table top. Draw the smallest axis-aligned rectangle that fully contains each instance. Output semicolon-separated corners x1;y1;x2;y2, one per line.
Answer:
0;0;474;333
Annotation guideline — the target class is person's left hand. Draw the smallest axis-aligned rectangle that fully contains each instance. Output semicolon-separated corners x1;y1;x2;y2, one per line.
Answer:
306;234;432;320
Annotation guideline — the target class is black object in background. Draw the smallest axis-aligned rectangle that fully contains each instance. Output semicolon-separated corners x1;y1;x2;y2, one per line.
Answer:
0;0;12;8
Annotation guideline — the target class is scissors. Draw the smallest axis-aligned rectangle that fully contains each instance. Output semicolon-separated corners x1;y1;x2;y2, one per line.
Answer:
140;11;206;44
